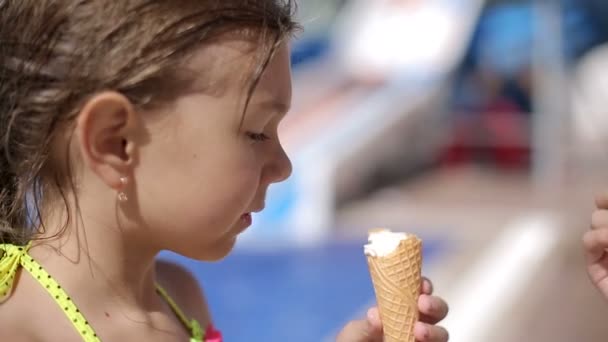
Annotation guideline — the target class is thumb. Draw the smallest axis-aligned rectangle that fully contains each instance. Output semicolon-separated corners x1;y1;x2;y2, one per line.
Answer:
336;308;383;342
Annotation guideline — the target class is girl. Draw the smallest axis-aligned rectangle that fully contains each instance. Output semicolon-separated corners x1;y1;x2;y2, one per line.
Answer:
0;1;449;341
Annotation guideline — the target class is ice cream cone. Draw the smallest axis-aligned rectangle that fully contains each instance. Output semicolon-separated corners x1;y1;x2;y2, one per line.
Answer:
365;230;422;342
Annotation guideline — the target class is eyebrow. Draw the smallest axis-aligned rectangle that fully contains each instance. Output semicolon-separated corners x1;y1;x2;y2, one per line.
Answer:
257;99;291;116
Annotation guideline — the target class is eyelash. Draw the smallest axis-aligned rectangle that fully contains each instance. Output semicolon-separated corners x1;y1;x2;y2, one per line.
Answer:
246;132;270;142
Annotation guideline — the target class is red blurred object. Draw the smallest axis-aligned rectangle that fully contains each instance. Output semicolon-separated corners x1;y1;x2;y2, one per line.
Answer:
204;323;223;342
440;98;530;169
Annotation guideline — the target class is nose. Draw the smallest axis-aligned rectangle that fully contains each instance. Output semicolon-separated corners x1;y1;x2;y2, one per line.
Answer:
263;143;292;185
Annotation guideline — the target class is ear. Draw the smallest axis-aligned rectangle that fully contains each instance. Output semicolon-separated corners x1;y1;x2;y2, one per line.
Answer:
76;91;138;191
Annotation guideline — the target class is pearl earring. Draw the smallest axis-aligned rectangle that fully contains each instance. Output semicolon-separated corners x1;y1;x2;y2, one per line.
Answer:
117;176;128;202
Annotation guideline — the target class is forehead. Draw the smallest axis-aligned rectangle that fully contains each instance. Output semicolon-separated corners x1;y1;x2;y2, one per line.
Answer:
249;43;292;112
181;38;253;96
182;37;292;106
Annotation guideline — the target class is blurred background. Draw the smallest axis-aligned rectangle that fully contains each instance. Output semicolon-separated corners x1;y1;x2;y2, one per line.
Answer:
160;0;608;340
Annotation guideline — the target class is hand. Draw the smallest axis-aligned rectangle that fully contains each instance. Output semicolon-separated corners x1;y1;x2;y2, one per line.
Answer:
584;193;608;299
336;277;449;342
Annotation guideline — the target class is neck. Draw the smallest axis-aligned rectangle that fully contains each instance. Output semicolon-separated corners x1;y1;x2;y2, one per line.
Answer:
29;204;161;312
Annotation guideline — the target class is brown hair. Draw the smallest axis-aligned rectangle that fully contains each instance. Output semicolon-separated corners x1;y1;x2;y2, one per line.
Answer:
0;0;299;244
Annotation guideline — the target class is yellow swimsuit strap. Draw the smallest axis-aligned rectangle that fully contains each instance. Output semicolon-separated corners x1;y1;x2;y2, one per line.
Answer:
156;284;204;341
0;243;101;342
1;244;204;342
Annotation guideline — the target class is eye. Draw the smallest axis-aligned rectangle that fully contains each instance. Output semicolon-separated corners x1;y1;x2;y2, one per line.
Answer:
246;132;270;142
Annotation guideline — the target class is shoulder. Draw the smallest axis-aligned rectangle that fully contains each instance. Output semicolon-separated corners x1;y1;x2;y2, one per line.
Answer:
155;259;212;327
0;272;50;342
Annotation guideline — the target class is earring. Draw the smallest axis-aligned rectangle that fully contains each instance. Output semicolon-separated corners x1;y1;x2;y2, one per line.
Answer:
117;176;128;202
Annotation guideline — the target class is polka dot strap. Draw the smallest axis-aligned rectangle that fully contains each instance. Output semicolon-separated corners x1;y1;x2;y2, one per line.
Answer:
21;250;101;342
1;244;209;342
0;243;101;342
0;244;27;302
156;284;204;341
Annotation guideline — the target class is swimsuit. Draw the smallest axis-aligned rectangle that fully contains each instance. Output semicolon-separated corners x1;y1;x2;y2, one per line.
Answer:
0;243;222;342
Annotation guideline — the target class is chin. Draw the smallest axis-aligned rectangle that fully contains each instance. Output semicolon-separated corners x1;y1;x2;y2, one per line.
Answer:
182;235;237;262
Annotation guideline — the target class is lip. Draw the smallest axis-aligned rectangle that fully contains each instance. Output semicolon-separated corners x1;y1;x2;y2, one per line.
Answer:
239;213;253;228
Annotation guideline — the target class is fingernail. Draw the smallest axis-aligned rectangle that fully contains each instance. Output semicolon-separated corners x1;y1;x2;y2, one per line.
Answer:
367;307;382;327
415;323;430;339
367;308;377;321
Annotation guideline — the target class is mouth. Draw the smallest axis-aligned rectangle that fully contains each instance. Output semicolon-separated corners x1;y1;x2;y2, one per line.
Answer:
239;213;253;227
237;206;264;231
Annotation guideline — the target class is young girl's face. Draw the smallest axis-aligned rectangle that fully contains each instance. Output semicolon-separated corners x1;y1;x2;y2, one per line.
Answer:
132;41;292;260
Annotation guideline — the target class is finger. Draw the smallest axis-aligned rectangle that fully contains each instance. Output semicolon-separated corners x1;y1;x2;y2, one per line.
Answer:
421;277;434;295
591;210;608;230
583;229;608;262
595;193;608;209
336;308;383;342
414;322;449;342
418;294;449;324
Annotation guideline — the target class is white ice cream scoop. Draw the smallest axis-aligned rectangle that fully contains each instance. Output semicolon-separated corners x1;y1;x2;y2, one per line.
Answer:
364;228;411;257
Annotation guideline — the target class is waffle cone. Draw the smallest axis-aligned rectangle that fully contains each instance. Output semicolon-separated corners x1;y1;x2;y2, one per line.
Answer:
366;235;422;342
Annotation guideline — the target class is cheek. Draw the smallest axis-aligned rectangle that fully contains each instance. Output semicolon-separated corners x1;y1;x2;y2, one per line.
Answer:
184;160;260;223
136;134;262;237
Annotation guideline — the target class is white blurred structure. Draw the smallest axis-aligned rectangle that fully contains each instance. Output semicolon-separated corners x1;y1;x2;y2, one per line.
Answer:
333;0;475;78
572;43;608;158
531;0;570;190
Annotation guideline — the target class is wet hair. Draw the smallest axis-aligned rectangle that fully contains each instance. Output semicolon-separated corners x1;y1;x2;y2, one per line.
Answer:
0;0;299;244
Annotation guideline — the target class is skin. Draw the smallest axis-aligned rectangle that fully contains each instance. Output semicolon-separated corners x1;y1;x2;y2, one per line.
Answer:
584;192;608;299
0;37;448;341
